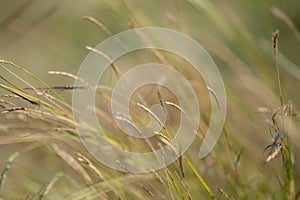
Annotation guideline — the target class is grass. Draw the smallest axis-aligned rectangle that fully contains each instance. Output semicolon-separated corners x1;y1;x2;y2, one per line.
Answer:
262;30;297;200
0;0;300;199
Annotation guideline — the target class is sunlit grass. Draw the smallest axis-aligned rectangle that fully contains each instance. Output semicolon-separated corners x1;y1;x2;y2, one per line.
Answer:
1;1;300;199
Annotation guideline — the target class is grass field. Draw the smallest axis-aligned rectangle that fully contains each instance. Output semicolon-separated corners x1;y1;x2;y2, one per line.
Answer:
0;0;300;199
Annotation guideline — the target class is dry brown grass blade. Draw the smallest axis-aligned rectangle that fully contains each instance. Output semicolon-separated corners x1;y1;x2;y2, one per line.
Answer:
178;155;185;178
271;108;280;132
264;132;284;162
165;101;204;139
137;102;165;128
272;30;284;107
82;16;112;36
51;144;93;185
1;94;22;99
48;71;89;87
1;107;26;114
75;152;104;180
115;115;142;135
154;131;178;158
0;98;16;108
207;86;220;109
75;152;122;198
139;183;154;197
85;46;121;78
165;101;185;114
217;187;235;200
130;25;169;65
265;144;282;162
0;134;55;145
1;107;74;129
10;127;77;145
157;90;172;125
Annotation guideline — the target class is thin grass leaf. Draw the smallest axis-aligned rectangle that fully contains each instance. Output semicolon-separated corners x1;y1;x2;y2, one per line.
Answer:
272;30;284;107
0;99;16;107
33;172;64;200
234;147;244;166
156;90;171;125
0;60;66;103
0;152;20;191
281;145;295;199
140;183;154;197
23;85;87;91
51;144;93;185
0;63;40;94
217;187;235;200
115;115;142;135
0;76;38;106
82;16;112;36
0;83;45;108
185;157;215;199
207;86;220;109
48;71;89;87
137;102;165;128
1;107;26;114
85;46;121;78
65;174;140;200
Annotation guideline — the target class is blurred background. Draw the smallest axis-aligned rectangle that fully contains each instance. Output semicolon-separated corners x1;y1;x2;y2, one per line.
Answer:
1;0;300;199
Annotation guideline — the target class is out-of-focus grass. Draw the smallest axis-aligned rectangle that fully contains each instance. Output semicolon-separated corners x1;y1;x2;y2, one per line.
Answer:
0;0;300;199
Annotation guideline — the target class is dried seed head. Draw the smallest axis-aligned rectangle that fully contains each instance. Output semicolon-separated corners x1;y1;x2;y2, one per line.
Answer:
273;30;279;57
